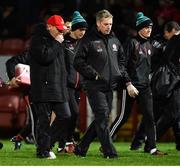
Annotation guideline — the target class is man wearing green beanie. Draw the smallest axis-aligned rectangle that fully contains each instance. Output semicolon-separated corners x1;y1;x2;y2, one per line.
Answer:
56;11;88;153
71;11;88;31
109;12;167;156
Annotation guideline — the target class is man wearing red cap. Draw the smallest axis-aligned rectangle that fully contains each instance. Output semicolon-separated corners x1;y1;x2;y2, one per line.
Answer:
29;15;71;159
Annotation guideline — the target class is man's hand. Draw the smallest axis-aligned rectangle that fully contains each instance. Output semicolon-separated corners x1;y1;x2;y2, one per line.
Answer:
55;34;64;43
8;77;21;88
127;83;139;98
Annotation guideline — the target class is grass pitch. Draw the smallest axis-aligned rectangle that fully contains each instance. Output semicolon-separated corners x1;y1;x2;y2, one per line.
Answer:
0;140;180;166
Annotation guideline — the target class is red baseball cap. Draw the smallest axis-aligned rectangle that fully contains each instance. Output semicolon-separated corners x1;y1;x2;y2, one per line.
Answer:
47;15;67;31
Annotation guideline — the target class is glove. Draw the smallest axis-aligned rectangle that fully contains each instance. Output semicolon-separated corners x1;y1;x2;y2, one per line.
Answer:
127;83;139;98
55;34;64;43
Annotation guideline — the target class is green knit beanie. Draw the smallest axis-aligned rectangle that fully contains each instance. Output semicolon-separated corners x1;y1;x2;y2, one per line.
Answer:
136;12;153;31
71;11;88;31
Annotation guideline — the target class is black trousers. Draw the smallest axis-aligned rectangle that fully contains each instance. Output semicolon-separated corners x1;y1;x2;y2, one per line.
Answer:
78;89;117;157
132;86;180;148
156;87;180;143
66;88;79;141
110;87;156;150
33;102;71;153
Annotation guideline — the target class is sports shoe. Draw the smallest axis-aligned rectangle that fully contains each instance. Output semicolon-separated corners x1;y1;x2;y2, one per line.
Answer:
130;141;143;150
10;136;22;150
47;151;56;159
151;150;167;156
74;146;86;157
0;142;3;149
64;142;75;153
37;151;56;159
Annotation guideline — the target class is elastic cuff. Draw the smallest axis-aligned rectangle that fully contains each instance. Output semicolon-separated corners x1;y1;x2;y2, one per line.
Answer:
126;82;132;87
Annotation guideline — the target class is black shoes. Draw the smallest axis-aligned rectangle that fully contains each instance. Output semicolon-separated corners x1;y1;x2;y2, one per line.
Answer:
74;146;86;157
144;145;151;153
36;151;56;159
151;150;168;156
130;140;144;150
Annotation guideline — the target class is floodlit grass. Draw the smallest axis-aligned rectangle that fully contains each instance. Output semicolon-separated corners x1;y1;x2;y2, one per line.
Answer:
0;140;180;166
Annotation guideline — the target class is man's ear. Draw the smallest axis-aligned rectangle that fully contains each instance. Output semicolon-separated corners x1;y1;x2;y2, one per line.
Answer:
47;24;52;31
96;21;100;28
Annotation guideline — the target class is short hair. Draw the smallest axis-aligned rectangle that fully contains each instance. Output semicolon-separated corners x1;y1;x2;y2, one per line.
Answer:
96;9;113;22
164;21;180;32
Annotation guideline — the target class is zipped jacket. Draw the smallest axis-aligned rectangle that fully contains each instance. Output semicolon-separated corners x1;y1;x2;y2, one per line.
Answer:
124;35;153;90
74;26;130;91
64;34;82;89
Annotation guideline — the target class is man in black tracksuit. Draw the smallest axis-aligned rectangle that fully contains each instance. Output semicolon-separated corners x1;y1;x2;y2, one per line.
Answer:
109;12;167;155
29;15;71;159
57;11;88;152
73;10;136;159
130;21;180;151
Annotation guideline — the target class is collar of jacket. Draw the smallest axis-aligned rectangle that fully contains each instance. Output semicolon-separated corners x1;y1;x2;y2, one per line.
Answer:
91;25;114;40
64;33;78;44
136;34;149;44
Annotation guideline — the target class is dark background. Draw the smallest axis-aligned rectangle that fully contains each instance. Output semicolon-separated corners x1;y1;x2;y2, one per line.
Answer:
0;0;180;43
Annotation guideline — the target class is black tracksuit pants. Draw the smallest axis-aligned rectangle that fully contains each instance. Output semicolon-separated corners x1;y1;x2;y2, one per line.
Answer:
67;87;79;141
110;87;156;150
33;102;71;154
132;86;180;149
78;89;117;157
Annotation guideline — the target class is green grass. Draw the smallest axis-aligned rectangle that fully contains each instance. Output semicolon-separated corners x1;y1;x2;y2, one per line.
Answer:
0;140;180;166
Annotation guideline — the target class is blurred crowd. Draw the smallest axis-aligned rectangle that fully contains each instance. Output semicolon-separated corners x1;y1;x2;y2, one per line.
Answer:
0;0;180;42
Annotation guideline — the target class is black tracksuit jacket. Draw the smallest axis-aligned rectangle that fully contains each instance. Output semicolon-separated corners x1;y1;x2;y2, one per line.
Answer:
74;26;130;91
64;34;82;89
124;35;153;90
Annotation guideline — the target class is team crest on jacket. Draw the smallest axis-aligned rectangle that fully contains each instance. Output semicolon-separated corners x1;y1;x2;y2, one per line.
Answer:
94;41;103;52
112;44;118;51
69;44;74;50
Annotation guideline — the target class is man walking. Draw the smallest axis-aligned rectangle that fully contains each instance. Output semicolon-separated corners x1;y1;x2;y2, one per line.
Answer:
73;9;137;158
